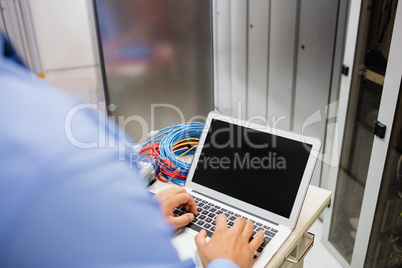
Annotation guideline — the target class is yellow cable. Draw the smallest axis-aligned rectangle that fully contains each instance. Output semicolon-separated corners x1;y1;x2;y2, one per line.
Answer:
172;138;199;157
173;138;199;145
172;138;199;150
178;145;198;158
172;141;198;150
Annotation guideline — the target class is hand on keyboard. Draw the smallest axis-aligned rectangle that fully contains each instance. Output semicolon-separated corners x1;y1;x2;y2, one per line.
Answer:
195;214;264;268
153;187;197;228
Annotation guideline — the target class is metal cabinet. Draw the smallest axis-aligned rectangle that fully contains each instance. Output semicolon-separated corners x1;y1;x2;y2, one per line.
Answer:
322;0;402;266
92;0;214;143
213;0;348;187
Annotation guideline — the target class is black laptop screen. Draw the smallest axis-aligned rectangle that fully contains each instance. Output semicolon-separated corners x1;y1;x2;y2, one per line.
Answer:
192;119;312;218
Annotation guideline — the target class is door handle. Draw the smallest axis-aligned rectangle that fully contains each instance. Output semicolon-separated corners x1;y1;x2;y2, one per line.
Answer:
285;232;315;264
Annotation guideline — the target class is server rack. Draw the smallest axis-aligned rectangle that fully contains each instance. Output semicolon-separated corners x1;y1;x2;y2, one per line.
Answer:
323;0;402;266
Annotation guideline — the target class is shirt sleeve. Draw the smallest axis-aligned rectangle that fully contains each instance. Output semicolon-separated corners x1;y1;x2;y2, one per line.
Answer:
0;141;196;268
0;55;232;267
208;259;240;268
0;66;195;267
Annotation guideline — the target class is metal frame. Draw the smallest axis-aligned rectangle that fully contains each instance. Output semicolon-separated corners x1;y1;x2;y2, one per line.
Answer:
18;0;43;74
0;0;42;74
351;1;402;265
86;0;106;112
319;0;350;191
212;0;232;115
0;5;6;33
322;0;364;265
322;0;402;266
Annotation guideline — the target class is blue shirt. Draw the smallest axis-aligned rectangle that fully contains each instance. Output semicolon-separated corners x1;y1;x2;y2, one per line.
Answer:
0;33;237;268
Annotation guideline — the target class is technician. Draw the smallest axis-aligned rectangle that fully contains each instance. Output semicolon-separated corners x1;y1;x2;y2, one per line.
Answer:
0;31;264;267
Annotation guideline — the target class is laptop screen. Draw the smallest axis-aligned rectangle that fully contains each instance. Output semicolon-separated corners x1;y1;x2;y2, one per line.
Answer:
191;119;312;219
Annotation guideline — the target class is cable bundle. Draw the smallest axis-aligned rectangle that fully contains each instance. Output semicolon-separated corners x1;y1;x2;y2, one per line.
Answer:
134;122;204;185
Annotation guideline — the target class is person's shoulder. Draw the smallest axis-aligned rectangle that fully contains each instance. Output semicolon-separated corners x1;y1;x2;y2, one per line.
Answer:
0;63;103;163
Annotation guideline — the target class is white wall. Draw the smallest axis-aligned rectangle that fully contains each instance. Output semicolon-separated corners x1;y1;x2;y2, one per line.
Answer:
29;0;95;72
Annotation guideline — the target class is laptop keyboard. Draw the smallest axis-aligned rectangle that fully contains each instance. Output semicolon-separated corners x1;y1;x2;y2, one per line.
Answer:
173;195;278;256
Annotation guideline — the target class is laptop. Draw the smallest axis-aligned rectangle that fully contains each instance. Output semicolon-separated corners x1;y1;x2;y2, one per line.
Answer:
171;111;321;267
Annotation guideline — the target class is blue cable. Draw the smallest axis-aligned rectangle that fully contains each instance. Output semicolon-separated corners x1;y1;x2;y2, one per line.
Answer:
136;122;204;186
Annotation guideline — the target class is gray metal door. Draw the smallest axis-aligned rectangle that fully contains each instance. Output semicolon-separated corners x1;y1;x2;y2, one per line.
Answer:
93;0;214;143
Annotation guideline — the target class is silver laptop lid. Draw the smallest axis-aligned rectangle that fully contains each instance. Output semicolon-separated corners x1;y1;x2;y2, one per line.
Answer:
185;111;321;230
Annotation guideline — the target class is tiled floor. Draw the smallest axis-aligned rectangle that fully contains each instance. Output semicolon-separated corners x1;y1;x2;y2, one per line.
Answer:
46;67;344;268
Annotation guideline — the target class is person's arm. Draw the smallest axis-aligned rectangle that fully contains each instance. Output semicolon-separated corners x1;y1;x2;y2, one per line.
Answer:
0;37;259;266
0;142;197;267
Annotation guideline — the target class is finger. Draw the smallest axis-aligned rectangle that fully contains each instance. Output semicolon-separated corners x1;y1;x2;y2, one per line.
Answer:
153;191;168;202
170;213;195;228
195;229;208;249
231;217;246;233
184;201;197;215
155;187;186;201
167;186;187;195
249;230;265;251
180;194;197;215
165;193;196;210
242;220;254;238
215;214;227;231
